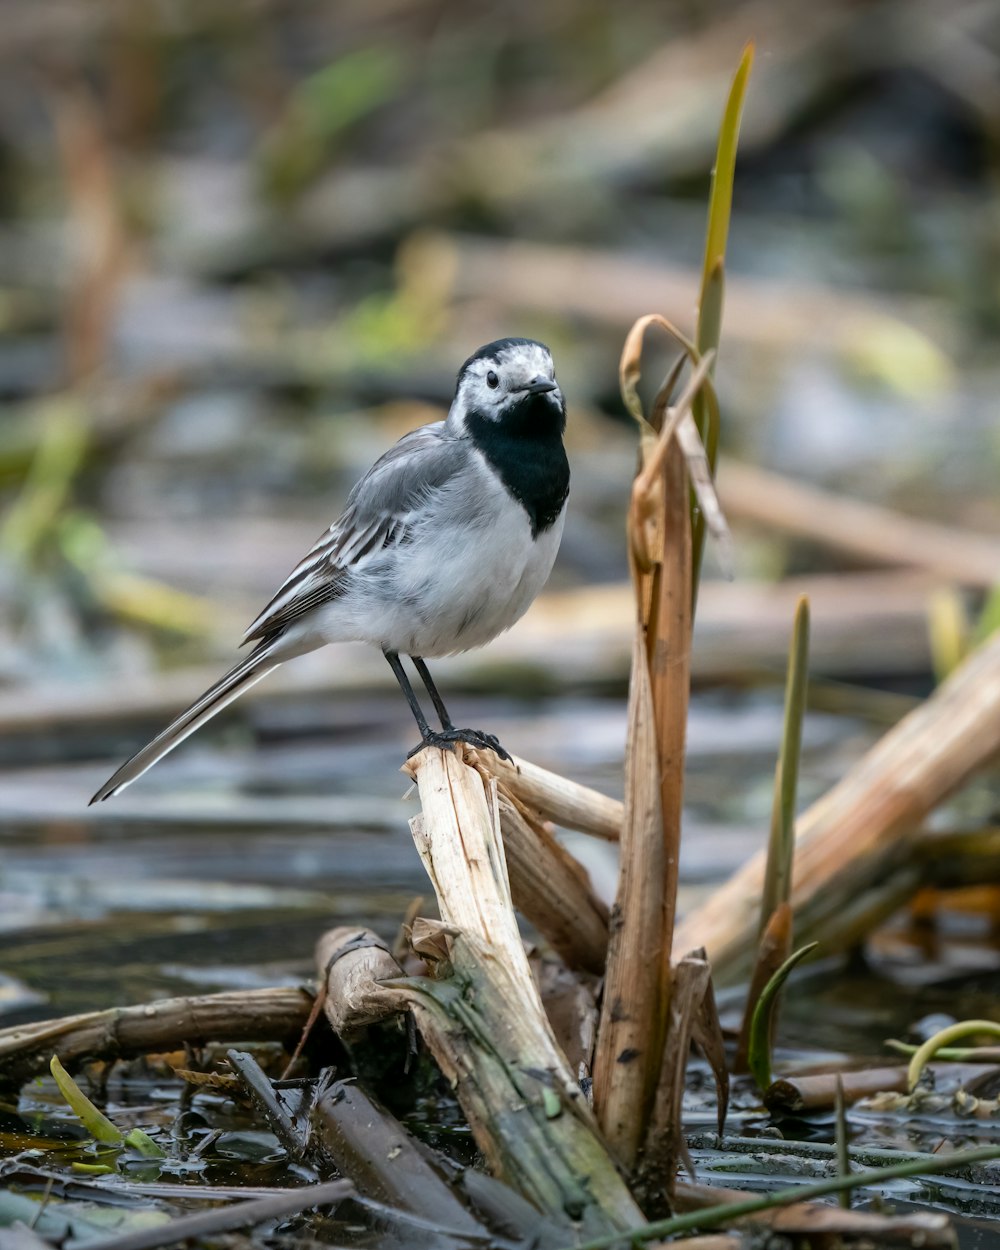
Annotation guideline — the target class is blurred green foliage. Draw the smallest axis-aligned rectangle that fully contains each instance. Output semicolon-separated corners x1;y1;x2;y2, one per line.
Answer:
259;45;404;202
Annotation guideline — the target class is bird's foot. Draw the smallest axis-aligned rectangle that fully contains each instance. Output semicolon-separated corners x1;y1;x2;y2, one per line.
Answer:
408;728;511;762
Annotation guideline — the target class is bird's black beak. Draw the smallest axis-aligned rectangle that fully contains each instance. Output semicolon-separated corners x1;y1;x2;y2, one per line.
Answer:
518;376;557;395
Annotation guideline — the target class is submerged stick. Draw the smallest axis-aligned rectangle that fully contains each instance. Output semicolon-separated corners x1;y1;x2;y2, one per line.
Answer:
79;1181;354;1250
675;628;1000;981
311;1080;487;1236
675;1181;953;1248
563;1146;1000;1250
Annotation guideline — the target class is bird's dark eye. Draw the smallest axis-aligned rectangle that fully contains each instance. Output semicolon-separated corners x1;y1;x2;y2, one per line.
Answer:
486;370;499;390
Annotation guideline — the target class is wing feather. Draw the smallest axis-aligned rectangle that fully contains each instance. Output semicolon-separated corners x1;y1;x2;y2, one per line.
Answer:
242;422;463;644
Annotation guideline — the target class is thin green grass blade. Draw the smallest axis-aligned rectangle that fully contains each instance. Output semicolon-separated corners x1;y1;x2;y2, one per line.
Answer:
974;583;1000;643
691;43;754;604
887;1038;1000;1061
835;1076;851;1209
49;1055;123;1146
759;596;810;929
928;587;969;682
697;262;725;375
907;1019;1000;1091
747;941;818;1091
557;1144;1000;1250
701;45;755;295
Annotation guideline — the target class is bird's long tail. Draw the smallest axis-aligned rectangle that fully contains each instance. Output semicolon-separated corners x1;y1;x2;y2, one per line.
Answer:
89;640;283;804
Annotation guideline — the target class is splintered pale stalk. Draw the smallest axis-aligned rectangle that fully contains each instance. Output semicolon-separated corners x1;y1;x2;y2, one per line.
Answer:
404;749;641;1234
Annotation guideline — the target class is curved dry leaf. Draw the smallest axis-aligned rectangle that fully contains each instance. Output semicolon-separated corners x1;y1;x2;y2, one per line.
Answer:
677;411;732;577
626;345;732;579
619;313;697;428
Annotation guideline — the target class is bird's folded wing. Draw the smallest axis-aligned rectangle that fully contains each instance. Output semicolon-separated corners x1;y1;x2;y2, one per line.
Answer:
241;422;465;643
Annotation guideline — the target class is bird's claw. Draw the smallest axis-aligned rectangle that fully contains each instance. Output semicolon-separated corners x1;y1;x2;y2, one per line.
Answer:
408;728;511;762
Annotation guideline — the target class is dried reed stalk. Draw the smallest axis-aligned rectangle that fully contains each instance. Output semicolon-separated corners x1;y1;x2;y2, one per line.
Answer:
402;747;642;1234
592;395;692;1166
0;987;313;1085
673;1182;954;1248
474;749;623;841
494;787;609;973
674;628;1000;981
721;458;1000;590
636;952;713;1209
315;927;404;1038
765;1067;909;1113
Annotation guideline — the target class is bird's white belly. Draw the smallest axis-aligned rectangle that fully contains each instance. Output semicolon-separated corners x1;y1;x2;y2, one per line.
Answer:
310;501;564;659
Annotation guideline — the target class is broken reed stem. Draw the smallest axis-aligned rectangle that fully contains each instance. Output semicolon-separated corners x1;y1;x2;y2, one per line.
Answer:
674;627;1000;981
493;787;609;974
764;1067;909;1114
315;927;404;1039
474;749;622;841
0;988;313;1086
593;433;692;1168
673;1181;954;1248
636;952;711;1207
402;747;642;1234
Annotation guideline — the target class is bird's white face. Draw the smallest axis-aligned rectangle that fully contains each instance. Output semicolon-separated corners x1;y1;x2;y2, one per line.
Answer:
452;338;562;426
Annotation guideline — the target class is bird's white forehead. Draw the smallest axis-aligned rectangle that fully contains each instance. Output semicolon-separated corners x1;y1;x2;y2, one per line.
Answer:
494;342;552;373
464;340;554;380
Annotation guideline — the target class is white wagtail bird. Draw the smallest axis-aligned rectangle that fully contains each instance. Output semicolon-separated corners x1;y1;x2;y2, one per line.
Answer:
90;338;569;803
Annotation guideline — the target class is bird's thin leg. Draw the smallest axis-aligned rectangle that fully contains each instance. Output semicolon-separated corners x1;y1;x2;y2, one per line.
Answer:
383;649;434;739
410;656;455;730
405;653;511;762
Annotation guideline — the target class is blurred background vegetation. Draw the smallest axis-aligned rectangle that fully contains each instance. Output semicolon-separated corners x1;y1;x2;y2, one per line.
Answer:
1;0;998;693
4;7;1000;1204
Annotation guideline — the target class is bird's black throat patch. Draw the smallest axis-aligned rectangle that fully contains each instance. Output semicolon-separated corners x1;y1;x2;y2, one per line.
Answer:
465;394;570;538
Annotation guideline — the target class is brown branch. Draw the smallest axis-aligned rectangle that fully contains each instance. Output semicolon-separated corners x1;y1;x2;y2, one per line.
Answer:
494;786;609;973
720;458;1000;589
0;987;313;1086
675;628;1000;981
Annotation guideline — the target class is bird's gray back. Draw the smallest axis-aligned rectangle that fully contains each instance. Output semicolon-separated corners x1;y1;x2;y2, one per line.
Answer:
243;421;471;643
